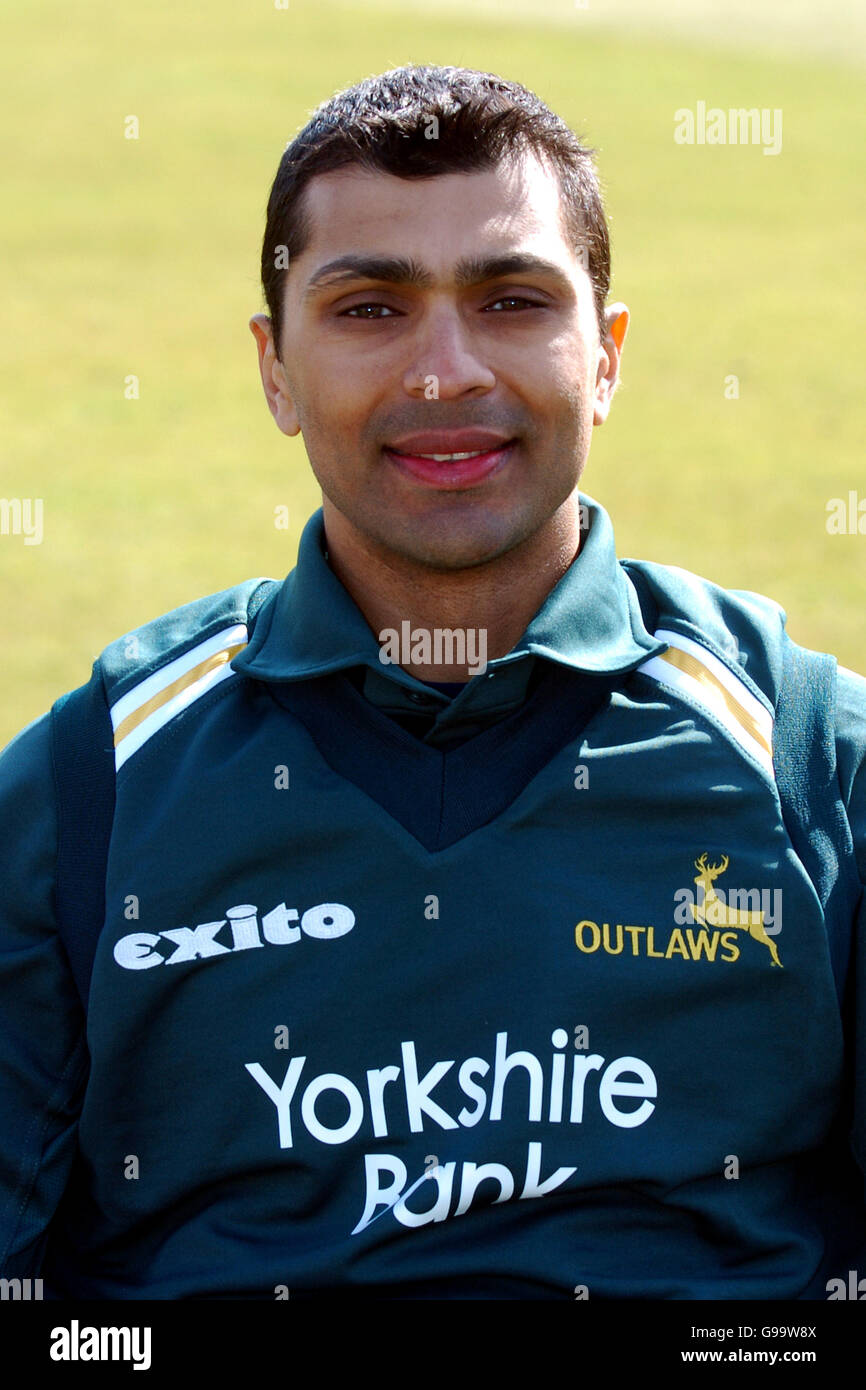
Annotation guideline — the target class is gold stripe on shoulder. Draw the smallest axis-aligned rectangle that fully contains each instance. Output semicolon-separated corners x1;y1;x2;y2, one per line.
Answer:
657;646;773;759
113;642;247;746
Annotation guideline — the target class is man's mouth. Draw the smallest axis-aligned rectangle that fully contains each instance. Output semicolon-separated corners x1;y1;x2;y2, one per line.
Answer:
382;434;517;489
407;450;491;462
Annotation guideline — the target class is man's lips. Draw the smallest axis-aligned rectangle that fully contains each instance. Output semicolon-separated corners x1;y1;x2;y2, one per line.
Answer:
383;434;518;489
386;428;513;454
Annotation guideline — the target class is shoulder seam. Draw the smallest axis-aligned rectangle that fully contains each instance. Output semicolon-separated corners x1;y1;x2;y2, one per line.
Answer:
111;621;250;772
114;661;251;784
102;579;276;708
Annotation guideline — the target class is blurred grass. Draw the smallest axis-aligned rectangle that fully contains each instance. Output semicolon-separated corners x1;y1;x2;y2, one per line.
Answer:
1;0;863;746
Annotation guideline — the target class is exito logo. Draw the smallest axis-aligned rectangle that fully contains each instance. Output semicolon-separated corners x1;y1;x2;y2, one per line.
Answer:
574;853;782;968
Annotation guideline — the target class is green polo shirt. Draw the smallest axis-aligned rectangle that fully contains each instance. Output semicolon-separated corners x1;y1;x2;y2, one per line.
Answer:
1;489;865;1300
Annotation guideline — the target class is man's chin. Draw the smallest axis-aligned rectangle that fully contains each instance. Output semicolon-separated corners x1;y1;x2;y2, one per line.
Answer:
320;489;548;573
364;516;538;573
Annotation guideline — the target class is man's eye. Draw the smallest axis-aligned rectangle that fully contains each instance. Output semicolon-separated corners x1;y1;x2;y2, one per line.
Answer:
484;296;546;312
341;303;399;319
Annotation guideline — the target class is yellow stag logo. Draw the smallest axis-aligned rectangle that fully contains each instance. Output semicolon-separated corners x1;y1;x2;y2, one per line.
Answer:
690;853;782;967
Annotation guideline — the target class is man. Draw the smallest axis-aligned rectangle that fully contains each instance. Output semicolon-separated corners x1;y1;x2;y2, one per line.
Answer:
1;64;864;1300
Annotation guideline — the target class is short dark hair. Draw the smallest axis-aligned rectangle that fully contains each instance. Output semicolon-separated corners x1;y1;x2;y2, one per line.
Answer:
260;64;611;357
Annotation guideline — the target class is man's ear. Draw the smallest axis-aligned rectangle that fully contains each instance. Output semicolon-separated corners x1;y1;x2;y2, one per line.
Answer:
593;302;629;426
249;313;301;437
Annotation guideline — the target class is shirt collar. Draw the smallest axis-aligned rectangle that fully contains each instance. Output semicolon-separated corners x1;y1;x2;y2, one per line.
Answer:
231;491;666;689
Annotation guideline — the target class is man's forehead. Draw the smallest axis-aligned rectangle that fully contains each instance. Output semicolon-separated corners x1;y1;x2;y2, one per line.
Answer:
294;151;574;275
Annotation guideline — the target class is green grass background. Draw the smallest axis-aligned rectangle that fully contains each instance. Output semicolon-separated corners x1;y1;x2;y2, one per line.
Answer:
1;0;863;747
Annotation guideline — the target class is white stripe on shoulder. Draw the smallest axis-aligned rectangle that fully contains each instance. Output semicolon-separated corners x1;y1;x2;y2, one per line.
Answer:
112;623;248;771
636;628;774;776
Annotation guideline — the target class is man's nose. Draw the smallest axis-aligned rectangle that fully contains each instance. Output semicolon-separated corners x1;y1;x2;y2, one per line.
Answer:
402;305;496;399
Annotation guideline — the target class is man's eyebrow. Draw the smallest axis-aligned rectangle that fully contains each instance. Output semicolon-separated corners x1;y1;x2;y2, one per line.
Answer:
304;256;433;297
303;251;575;298
453;253;574;293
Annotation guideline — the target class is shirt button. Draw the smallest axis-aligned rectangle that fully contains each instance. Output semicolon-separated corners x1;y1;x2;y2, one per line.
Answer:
408;691;426;703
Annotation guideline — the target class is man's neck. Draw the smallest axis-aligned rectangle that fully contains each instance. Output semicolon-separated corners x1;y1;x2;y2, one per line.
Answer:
322;502;584;682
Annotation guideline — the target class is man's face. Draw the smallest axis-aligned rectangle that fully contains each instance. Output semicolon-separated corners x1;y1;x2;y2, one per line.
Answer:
251;149;626;571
